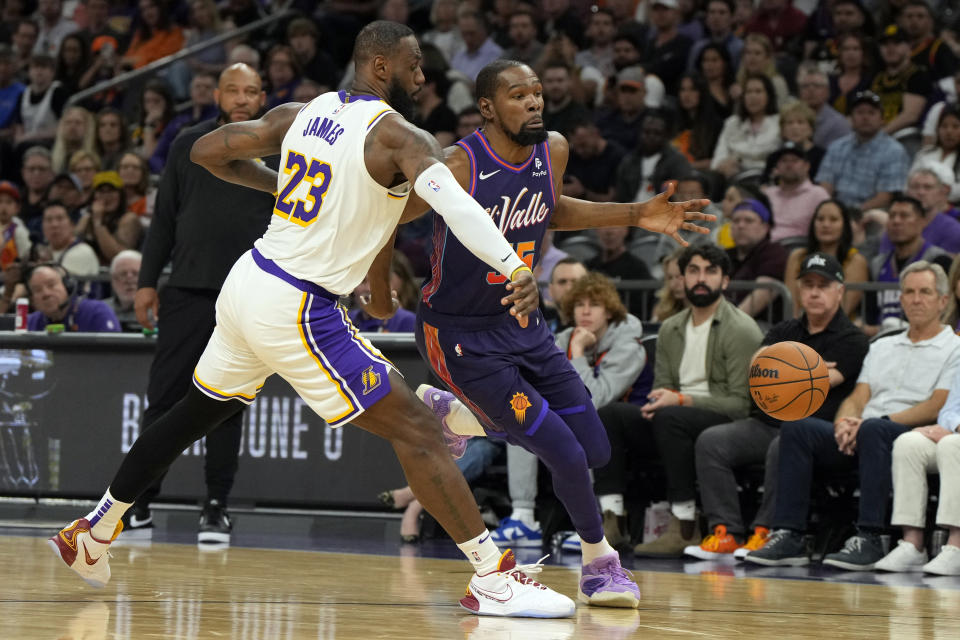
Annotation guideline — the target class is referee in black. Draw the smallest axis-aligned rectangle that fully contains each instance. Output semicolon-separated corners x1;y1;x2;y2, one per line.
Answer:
130;64;278;543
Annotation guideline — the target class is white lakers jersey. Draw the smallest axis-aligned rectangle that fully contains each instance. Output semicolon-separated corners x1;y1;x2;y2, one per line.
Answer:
254;91;411;294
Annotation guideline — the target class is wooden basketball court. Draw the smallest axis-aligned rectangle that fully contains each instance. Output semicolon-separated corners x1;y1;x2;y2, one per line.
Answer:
2;534;959;639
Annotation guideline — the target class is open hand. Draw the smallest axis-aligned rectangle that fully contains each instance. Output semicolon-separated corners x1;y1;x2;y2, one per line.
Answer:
914;424;954;444
637;181;715;247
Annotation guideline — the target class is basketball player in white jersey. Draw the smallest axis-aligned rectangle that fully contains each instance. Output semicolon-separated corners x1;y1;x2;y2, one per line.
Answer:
48;22;577;619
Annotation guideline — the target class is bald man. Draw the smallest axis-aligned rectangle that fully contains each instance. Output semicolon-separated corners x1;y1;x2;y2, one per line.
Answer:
127;63;277;544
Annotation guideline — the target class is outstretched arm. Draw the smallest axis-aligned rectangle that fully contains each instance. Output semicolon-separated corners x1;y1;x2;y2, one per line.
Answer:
190;103;303;193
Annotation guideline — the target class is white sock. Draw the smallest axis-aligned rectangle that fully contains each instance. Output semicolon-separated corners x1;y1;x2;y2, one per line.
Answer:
582;537;617;564
599;494;625;516
458;530;502;575
85;489;132;540
510;507;536;527
671;500;696;522
445;399;488;436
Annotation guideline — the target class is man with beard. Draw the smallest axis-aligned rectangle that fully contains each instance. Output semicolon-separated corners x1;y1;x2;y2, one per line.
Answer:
49;22;578;620
390;59;713;607
591;244;762;557
114;63;277;544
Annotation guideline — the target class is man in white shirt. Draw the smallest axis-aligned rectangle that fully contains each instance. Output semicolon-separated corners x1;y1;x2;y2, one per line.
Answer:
40;201;99;277
747;260;960;569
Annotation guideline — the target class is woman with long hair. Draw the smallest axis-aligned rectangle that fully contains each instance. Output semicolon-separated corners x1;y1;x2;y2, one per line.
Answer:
673;73;724;170
695;42;735;117
56;33;90;95
94;107;131;171
122;0;185;70
783;199;869;318
711;73;781;179
68;149;101;205
131;79;175;159
830;33;875;115
652;248;689;322
734;34;789;106
117;151;154;219
51;106;96;173
913;104;960;202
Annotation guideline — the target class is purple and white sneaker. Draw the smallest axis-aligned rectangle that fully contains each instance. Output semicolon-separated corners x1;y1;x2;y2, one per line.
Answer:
416;384;472;459
578;552;641;608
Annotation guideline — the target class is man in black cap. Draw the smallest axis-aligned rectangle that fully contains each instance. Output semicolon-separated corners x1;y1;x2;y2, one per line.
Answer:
763;142;831;242
816;90;910;211
687;251;869;561
870;24;932;135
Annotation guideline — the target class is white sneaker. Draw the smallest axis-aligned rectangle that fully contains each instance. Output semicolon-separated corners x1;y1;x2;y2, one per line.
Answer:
461;550;576;618
875;540;928;572
733;547;749;560
561;533;581;552
47;518;123;588
923;544;960;576
490;517;543;548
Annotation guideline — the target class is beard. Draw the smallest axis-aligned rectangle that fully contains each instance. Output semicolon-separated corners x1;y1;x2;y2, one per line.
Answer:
220;106;256;123
685;284;723;308
504;121;549;146
386;76;418;122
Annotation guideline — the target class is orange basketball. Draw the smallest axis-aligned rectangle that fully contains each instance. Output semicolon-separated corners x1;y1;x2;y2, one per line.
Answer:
749;341;830;421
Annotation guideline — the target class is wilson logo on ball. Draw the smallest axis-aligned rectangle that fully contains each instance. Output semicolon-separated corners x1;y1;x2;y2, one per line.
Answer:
750;365;780;378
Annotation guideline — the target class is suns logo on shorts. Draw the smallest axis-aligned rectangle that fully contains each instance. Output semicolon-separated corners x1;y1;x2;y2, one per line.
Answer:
361;366;381;395
509;392;532;424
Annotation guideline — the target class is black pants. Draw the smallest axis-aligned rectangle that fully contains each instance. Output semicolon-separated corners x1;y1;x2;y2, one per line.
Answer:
593;402;658;496
135;286;244;508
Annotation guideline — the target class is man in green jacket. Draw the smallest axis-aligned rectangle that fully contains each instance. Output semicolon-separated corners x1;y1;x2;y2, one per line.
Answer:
594;244;763;555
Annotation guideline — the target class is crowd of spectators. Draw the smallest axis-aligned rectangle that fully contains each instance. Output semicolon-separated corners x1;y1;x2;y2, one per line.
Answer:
1;0;960;573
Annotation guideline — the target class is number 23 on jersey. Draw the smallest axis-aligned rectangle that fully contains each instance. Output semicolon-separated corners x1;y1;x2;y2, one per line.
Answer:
273;150;333;227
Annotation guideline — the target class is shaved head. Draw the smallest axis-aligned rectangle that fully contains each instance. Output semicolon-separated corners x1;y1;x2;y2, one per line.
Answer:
218;63;261;90
216;63;265;123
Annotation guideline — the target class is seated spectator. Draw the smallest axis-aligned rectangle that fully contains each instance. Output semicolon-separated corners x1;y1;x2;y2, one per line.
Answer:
454;106;482;141
348;255;417;333
131;79;175;160
644;0;693;96
804;0;874;65
746;261;960;569
118;152;154;219
54;33;89;95
0;180;30;270
12;54;66;148
726;198;789;319
668;172;725;248
76;171;142;266
871;24;932;136
11;19;39;79
264;44;301;110
575;7;616;77
733;34;789;105
25;263;119;332
743;0;807;54
651;247;689;322
67;149;100;205
865;194;952;335
587;225;653;317
535;231;568;305
829;32;875;116
451;9;502;82
877;363;960;575
421;0;463;65
920;70;959;147
0;44;25;139
688;252;869;560
816;91;910;211
75;0;128;55
784;199;870;318
148;71;218;174
595;66;648;151
763;100;825;183
414;66;456;147
564;119;625;203
542;257;587;333
40;200;98;278
796;63;852;151
900;0;956;81
94;107;130;171
78;35;123;111
673;73;723;171
19;146;55;237
763;143;831;242
285;17;337;92
501;6;543;66
50;105;95;173
716;181;765;249
695;42;736;116
615;109;691;208
595;244;763;554
711;73;781;180
541;61;590;138
913;104;960;201
688;0;744;72
105;249;141;332
33;0;77;58
178;0;228;85
47;171;86;215
903;165;960;250
121;0;184;70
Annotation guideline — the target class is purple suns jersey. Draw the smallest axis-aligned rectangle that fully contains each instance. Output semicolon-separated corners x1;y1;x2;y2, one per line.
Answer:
420;130;557;317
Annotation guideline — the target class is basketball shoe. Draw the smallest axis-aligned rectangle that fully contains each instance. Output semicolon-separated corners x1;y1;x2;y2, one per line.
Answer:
734;526;770;560
120;504;153;539
416;384;471;459
578;552;641;608
684;525;741;560
48;518;123;587
198;499;232;544
460;550;576;618
490;517;543;548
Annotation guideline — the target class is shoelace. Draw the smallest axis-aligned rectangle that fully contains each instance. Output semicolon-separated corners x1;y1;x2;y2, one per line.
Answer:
842;536;866;553
765;529;792;548
744;532;768;550
700;534;720;550
595;559;636;585
505;554;549;588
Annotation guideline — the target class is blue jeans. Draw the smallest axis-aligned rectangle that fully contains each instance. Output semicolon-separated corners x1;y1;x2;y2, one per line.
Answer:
456;438;504;483
773;417;909;531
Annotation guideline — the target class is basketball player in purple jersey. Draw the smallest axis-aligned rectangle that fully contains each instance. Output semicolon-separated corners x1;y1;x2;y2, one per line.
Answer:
384;59;713;609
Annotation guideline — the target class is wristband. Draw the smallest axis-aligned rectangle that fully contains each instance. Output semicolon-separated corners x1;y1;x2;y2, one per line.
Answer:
676;392;685;406
510;265;532;281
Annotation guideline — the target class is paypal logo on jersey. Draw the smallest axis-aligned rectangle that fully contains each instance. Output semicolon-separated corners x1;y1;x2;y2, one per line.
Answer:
532;157;547;178
302;117;345;145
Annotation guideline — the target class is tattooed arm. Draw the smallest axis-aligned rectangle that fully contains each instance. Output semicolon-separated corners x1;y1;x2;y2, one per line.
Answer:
189;103;302;193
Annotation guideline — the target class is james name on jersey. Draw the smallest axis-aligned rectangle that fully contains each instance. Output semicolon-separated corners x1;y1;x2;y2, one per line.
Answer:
302;116;345;145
